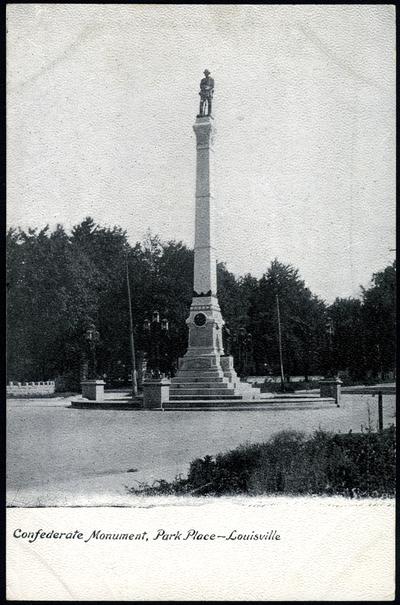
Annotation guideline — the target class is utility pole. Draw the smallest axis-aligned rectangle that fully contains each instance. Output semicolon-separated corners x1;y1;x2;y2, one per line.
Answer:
126;253;138;397
276;294;285;392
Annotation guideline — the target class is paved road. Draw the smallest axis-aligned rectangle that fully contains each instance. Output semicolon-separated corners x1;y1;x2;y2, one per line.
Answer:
7;391;396;506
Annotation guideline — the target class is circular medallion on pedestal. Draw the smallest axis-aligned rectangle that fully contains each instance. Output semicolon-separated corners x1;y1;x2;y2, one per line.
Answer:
194;312;207;327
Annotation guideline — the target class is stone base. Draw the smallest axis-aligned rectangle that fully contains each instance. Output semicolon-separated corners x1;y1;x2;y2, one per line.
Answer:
319;378;342;406
143;378;171;409
163;395;336;411
178;353;223;374
81;380;106;402
71;397;144;410
220;355;240;383
170;355;261;402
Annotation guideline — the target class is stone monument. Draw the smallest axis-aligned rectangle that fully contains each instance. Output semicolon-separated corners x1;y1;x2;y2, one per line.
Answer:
169;71;260;404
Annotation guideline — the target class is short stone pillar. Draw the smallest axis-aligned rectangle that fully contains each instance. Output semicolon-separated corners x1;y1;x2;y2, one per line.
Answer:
143;378;170;409
319;378;342;407
220;355;239;383
81;380;106;402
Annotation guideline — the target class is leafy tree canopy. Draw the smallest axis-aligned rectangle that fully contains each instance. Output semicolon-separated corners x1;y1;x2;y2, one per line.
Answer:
6;220;396;386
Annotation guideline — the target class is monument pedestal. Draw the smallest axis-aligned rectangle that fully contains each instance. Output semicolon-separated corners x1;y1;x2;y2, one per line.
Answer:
220;355;240;384
143;378;171;409
81;380;106;402
319;378;342;407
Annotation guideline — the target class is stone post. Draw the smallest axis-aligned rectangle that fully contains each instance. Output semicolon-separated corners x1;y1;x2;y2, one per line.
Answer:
319;378;342;407
220;355;239;384
143;378;171;409
81;379;106;402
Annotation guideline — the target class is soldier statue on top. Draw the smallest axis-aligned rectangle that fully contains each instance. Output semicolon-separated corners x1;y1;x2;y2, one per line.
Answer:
198;69;214;117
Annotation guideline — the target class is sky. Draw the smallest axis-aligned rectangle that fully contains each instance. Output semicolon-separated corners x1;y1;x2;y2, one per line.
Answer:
7;4;395;303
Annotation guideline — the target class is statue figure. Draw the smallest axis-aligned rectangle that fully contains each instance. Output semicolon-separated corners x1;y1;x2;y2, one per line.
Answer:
198;69;214;117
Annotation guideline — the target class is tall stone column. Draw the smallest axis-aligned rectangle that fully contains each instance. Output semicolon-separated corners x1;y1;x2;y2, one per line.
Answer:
170;71;261;402
178;109;225;371
193;116;217;298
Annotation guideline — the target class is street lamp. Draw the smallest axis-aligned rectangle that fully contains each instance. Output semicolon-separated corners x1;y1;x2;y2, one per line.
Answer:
325;317;335;378
275;294;285;391
85;323;100;379
143;311;171;378
238;328;246;376
222;325;232;355
125;252;138;397
232;326;254;378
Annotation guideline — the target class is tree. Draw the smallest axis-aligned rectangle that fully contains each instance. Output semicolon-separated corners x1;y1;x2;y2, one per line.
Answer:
247;260;327;378
328;298;366;381
361;262;396;380
217;263;251;330
7;218;394;388
70;219;132;380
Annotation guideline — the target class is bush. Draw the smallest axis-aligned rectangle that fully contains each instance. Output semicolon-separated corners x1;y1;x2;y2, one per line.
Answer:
128;426;395;498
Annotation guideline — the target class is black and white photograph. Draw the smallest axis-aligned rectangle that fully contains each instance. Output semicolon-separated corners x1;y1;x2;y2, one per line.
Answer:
6;4;395;601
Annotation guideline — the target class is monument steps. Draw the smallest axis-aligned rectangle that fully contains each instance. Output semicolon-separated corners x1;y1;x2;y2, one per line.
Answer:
263;392;320;399
169;394;244;401
170;388;236;397
265;397;335;404
163;397;336;410
71;399;144;410
170;374;263;402
235;382;261;391
231;386;262;399
170;380;231;390
170;390;233;397
173;371;226;379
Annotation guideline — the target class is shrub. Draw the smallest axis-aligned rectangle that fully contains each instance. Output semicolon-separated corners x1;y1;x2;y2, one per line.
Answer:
128;426;395;498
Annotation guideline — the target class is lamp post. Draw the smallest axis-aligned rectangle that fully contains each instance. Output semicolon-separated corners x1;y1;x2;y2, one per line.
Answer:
222;325;232;356
233;327;255;378
290;315;312;382
85;324;100;379
237;327;246;375
143;311;170;379
325;317;335;378
319;316;342;406
125;253;138;397
276;294;285;392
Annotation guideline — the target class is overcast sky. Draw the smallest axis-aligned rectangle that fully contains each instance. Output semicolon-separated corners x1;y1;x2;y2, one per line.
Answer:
7;4;395;303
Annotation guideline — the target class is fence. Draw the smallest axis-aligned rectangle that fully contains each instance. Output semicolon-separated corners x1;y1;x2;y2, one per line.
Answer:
7;381;55;396
341;385;396;431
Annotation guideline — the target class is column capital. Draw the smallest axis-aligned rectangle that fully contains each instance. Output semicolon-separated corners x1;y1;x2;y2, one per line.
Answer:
193;116;216;146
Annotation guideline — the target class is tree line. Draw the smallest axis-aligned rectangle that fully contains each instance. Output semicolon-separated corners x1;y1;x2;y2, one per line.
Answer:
6;217;396;388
